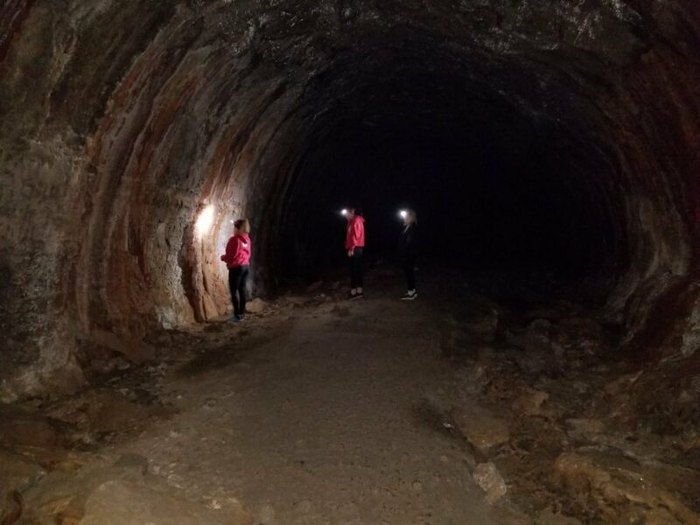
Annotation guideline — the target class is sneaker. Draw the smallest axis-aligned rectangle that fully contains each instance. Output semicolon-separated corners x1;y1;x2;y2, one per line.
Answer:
401;291;417;301
229;315;244;323
350;292;364;300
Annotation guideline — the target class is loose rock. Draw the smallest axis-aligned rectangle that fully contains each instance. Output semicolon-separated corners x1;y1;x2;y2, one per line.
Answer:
246;298;268;314
553;452;700;524
453;405;510;453
472;462;507;504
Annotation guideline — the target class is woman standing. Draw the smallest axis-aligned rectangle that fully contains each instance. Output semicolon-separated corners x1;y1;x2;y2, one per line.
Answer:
398;209;418;300
344;208;365;299
221;219;251;322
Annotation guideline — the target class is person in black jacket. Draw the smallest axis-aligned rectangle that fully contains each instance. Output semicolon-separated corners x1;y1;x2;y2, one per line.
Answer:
398;209;418;300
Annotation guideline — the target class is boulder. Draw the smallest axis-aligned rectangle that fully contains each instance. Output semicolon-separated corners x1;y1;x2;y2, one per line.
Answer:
20;459;254;525
472;462;507;504
79;479;253;525
245;298;267;314
553;452;700;524
453;405;510;453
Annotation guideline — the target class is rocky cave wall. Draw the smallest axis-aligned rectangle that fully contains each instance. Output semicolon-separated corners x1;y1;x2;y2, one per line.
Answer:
0;0;699;400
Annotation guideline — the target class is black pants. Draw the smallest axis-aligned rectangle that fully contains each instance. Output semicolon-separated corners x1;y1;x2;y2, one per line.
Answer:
228;265;249;316
403;256;416;291
349;248;363;288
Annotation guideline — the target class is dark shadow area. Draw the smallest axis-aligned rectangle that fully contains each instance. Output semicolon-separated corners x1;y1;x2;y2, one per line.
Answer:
264;40;628;305
276;100;620;305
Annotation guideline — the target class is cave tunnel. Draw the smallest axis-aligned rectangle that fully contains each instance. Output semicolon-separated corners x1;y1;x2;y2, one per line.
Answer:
1;1;700;523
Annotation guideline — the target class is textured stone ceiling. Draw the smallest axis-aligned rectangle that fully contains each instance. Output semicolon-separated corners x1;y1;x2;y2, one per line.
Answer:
0;0;699;399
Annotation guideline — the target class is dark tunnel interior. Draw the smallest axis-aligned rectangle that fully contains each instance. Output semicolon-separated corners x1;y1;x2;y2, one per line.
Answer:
275;54;622;304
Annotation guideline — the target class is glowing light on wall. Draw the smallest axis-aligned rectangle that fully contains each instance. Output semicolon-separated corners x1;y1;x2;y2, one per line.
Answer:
195;205;215;238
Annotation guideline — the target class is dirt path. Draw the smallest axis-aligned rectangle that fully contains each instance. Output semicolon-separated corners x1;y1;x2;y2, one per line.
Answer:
4;273;700;524
115;290;527;524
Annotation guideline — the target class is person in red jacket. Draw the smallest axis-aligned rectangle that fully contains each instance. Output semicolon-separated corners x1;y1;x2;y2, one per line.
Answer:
220;219;252;322
344;208;366;299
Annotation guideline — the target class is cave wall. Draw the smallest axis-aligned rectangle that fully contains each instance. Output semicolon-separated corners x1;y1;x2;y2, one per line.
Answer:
0;0;699;399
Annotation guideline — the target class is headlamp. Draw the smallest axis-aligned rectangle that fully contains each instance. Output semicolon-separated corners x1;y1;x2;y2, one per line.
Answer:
341;209;348;217
399;210;408;219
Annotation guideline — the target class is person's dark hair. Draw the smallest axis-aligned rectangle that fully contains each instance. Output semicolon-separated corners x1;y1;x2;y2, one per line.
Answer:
234;219;250;233
351;207;363;216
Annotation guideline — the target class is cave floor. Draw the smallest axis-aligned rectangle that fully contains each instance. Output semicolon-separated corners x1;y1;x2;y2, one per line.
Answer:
118;287;526;524
2;269;700;524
